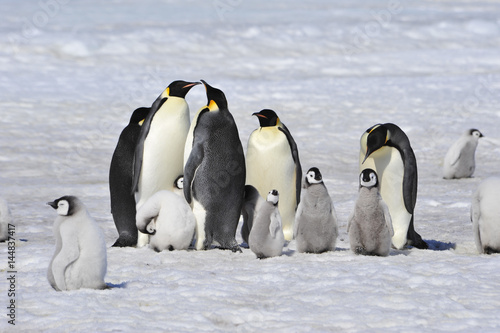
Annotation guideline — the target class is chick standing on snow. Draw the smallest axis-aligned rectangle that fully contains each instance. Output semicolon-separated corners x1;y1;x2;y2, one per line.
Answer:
294;167;338;253
471;177;500;254
248;190;285;259
348;169;394;256
443;129;483;179
47;196;107;291
0;198;11;242
136;188;195;252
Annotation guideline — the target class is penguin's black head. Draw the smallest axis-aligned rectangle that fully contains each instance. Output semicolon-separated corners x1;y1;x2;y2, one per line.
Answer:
362;124;389;164
47;195;80;216
252;109;279;127
306;167;323;185
359;169;378;188
469;129;484;138
129;107;150;125
167;80;200;99
267;189;279;206
201;80;228;111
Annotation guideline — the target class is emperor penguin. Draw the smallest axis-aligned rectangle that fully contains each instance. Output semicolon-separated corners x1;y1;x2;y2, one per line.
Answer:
246;109;302;241
109;106;150;247
132;80;200;247
241;184;266;245
0;198;11;242
360;123;427;250
248;190;285;259
294;167;338;254
47;196;107;291
347;169;394;256
471;177;500;254
443;129;483;179
136;190;195;252
183;80;246;252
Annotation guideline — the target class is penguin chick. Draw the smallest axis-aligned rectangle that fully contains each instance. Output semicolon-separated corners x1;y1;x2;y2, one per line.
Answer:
471;177;500;254
136;190;195;252
0;198;11;242
294;167;338;254
248;190;285;259
347;169;394;256
241;185;266;246
443;129;483;179
47;196;107;291
173;175;184;197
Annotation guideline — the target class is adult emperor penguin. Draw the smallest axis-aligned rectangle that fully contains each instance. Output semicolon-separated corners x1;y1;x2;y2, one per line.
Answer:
0;198;11;242
183;80;246;252
471;177;500;254
248;190;285;259
347;169;394;256
443;129;483;179
246;109;302;241
132;80;200;247
109;106;150;247
294;167;338;254
136;190;196;252
360;123;427;250
47;196;107;291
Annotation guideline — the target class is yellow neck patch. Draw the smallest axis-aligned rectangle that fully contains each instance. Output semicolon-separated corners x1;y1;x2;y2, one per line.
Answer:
208;100;219;112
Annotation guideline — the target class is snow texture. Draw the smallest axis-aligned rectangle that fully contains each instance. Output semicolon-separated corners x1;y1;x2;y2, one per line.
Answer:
1;0;500;331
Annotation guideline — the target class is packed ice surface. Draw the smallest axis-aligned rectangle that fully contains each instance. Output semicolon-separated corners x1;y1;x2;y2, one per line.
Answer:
1;0;500;331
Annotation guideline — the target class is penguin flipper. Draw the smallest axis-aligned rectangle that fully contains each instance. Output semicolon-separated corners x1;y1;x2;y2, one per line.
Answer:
269;210;282;238
183;140;204;204
51;231;81;291
401;147;418;214
278;125;302;206
130;97;168;194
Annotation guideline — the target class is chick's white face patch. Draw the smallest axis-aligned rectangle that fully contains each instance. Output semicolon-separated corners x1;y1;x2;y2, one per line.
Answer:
57;200;70;216
360;172;377;188
307;171;321;184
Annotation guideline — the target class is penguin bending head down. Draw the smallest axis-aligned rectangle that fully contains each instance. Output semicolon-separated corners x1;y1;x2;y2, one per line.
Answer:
183;80;246;252
294;167;338;254
248;190;285;259
360;123;427;250
246;109;302;241
47;196;107;291
132;80;200;247
471;177;500;254
348;169;394;256
443;129;483;179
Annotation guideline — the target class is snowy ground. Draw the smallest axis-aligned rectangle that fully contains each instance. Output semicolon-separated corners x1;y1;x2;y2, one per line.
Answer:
2;0;500;331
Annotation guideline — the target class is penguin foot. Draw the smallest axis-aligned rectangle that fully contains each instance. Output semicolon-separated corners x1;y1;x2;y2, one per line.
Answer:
112;233;137;247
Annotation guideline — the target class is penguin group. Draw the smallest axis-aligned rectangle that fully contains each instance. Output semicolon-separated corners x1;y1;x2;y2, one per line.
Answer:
42;78;498;291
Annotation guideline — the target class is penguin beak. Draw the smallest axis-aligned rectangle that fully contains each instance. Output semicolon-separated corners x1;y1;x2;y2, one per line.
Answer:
252;112;267;119
362;149;372;164
47;201;57;209
183;82;200;89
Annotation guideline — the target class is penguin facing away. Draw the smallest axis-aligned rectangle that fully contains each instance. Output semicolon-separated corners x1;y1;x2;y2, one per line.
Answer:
241;184;266;246
132;80;200;247
47;196;107;291
246;109;302;241
248;190;285;259
109;106;150;247
183;80;246;252
294;167;338;254
471;177;500;254
443;129;483;179
360;123;427;250
136;190;196;252
347;169;394;256
0;198;11;242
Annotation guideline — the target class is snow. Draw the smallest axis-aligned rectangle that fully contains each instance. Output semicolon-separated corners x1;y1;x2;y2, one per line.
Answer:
2;0;500;331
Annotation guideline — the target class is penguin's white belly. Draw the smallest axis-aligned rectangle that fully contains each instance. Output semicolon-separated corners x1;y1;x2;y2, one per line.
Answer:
138;102;190;206
246;129;296;240
361;146;411;249
192;199;207;250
